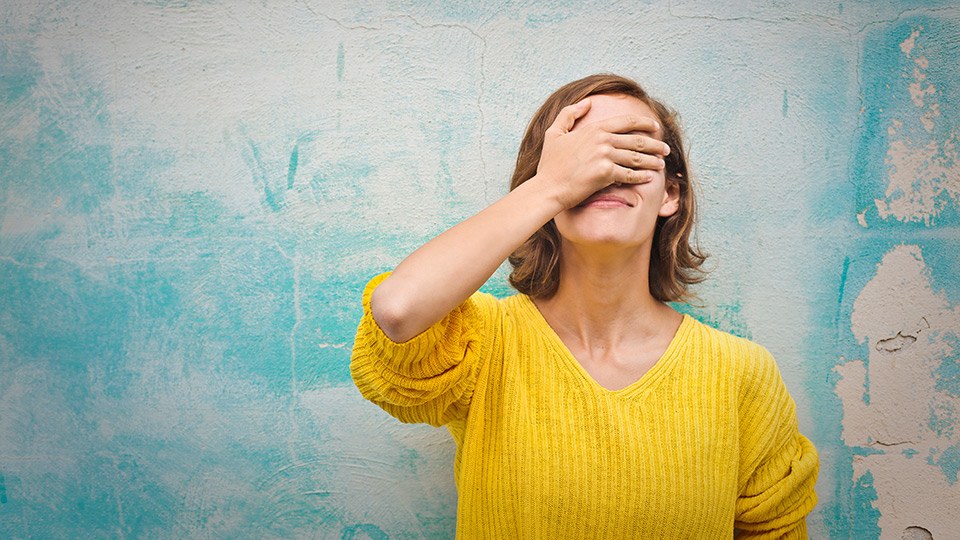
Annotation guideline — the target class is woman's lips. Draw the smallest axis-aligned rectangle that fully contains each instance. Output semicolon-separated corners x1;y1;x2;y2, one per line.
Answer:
578;194;633;208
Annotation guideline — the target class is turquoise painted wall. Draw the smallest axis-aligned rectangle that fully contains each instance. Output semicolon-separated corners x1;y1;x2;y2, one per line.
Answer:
1;1;958;538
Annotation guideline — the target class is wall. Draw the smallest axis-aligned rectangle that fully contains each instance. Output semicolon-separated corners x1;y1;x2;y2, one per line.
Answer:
1;1;958;538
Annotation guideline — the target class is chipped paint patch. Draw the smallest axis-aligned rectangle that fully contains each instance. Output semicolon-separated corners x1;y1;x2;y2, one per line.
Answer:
874;25;960;225
854;16;960;229
835;245;960;536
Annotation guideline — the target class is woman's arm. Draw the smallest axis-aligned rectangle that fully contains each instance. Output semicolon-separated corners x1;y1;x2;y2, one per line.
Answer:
372;98;670;342
735;347;819;538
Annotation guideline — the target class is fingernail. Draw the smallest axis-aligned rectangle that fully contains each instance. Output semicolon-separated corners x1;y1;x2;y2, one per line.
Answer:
663;144;671;156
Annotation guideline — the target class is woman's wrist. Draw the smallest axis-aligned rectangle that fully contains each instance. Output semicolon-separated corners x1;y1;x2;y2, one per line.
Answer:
514;173;570;217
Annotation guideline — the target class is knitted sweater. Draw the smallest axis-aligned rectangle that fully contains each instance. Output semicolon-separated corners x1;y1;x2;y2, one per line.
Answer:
351;273;819;539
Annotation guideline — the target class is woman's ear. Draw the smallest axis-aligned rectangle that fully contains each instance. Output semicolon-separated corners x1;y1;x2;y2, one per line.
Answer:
658;178;681;217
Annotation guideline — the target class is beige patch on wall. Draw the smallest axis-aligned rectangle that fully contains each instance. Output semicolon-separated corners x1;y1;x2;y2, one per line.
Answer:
834;245;960;538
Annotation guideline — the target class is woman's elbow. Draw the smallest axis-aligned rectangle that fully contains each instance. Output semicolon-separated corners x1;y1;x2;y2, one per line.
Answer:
370;285;417;343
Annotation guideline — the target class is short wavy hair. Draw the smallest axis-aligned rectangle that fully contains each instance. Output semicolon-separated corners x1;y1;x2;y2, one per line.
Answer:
507;73;707;302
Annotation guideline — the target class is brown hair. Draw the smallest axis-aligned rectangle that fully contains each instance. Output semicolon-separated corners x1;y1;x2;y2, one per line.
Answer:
507;73;707;302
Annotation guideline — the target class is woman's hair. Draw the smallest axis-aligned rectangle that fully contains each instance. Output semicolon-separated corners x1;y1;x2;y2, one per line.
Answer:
507;73;707;302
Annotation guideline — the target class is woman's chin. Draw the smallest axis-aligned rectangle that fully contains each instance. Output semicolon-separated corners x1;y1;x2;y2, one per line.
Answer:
555;211;658;249
563;230;649;249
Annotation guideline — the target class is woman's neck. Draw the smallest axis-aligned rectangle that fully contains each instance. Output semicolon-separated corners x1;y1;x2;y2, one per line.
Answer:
534;243;678;349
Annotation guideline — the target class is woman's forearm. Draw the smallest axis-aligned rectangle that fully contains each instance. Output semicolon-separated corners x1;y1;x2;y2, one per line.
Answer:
371;174;563;343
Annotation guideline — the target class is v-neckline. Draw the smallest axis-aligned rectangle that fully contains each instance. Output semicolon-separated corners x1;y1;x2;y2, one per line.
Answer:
518;294;693;398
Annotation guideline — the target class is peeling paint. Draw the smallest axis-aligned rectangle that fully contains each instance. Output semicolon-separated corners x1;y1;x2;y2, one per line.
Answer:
835;245;960;537
858;20;960;226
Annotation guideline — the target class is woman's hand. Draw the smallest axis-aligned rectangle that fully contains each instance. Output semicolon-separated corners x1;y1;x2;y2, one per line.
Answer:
535;98;672;209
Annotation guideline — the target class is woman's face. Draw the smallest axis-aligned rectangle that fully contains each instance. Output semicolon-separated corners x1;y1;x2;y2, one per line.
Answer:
552;93;680;253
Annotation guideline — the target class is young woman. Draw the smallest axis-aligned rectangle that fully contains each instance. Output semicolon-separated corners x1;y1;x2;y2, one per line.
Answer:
351;74;819;538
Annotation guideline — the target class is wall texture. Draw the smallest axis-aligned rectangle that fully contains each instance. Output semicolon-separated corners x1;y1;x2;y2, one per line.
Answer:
1;1;958;538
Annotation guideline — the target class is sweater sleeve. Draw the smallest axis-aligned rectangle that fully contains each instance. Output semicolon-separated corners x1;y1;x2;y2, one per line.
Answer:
350;272;500;427
734;346;820;539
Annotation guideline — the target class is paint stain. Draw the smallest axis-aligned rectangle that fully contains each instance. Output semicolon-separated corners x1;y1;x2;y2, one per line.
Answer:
782;89;789;117
341;523;388;540
337;42;345;82
836;256;851;333
245;139;281;212
0;472;7;503
934;337;960;397
287;144;299;190
851;470;882;538
928;402;955;439
934;442;960;484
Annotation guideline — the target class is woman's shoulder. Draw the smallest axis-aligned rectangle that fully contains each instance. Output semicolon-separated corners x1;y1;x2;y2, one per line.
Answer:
684;315;770;354
683;315;780;378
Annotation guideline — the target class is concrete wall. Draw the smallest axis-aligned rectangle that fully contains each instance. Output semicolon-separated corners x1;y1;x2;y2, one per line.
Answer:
1;1;958;538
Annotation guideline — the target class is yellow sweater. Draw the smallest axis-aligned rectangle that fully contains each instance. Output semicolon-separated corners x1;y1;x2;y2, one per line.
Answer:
351;274;819;539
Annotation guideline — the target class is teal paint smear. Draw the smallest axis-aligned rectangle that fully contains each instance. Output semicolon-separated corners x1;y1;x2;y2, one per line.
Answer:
309;157;373;205
834;256;850;344
287;143;299;189
308;257;384;385
934;333;960;397
0;472;6;504
917;239;960;306
285;131;319;191
243;138;281;212
851;445;884;457
336;42;345;81
836;256;851;307
524;11;573;28
166;191;226;239
397;447;425;473
0;258;130;379
929;403;956;439
0;48;115;218
0;43;38;104
805;49;856;222
3;110;115;219
211;242;295;387
781;89;788;117
341;523;389;540
935;442;960;484
850;470;882;539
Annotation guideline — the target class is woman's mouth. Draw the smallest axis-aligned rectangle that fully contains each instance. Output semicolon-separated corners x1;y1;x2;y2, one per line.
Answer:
578;194;634;208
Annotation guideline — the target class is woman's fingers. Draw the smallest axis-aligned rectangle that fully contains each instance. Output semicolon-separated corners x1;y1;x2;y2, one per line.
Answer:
538;106;668;207
546;98;592;136
609;148;666;172
609;132;670;156
596;114;661;137
610;164;656;185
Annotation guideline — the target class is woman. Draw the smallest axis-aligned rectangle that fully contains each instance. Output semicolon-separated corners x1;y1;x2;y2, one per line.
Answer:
351;74;819;538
